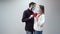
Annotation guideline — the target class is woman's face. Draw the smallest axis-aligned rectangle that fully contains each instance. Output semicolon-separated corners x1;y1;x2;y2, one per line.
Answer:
38;5;42;14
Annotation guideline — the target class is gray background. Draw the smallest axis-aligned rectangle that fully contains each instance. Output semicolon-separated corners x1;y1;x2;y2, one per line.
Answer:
0;0;60;34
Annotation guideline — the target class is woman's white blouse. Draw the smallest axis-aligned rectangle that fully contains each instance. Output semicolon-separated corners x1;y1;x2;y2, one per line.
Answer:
34;14;45;31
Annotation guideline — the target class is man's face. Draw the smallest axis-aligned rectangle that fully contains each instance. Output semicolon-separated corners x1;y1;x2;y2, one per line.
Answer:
32;4;39;13
32;4;36;9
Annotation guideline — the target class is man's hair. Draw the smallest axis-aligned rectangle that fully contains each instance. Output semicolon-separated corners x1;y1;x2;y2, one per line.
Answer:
39;5;44;13
29;2;36;7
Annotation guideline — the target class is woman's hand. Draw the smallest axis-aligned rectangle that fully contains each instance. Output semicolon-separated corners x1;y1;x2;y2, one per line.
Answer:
40;23;45;27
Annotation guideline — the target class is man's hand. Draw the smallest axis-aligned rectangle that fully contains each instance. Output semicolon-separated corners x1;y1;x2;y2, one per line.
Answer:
29;15;34;19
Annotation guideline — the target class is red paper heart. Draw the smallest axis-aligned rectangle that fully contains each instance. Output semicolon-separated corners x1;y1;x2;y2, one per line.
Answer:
33;13;37;17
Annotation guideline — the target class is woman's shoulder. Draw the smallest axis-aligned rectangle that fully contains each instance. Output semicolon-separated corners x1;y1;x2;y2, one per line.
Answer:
41;14;45;17
38;14;45;19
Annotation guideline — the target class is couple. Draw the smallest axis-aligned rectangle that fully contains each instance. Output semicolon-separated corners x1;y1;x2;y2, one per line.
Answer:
22;2;45;34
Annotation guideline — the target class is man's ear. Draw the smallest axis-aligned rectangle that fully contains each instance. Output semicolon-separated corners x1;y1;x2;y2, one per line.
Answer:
31;5;33;8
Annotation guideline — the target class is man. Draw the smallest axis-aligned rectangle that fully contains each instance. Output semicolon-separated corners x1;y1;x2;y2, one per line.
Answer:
22;2;36;34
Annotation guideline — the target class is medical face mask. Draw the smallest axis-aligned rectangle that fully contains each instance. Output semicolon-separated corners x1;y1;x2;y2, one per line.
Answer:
32;6;39;17
32;5;39;13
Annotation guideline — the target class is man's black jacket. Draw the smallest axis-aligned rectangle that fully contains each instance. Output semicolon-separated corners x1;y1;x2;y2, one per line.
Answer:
22;9;34;32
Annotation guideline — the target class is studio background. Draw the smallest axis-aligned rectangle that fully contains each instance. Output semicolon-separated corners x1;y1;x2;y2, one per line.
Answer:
0;0;60;34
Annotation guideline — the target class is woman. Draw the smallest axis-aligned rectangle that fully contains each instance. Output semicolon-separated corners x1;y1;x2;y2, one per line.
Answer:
34;5;45;34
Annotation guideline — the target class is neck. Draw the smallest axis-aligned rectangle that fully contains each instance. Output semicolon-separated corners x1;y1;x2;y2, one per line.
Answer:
29;7;32;10
38;13;44;17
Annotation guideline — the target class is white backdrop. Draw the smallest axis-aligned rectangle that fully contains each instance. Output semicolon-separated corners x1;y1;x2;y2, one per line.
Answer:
0;0;60;34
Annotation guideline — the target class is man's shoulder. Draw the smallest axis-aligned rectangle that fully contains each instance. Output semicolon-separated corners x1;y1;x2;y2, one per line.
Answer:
24;9;29;12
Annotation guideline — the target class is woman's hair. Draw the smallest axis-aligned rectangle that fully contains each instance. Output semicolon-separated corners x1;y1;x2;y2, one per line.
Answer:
39;5;44;13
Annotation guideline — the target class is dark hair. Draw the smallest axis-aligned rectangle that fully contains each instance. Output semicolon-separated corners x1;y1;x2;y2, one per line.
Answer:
39;5;44;13
29;2;36;7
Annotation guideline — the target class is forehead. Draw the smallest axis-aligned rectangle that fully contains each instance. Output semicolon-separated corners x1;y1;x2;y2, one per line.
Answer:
36;5;40;9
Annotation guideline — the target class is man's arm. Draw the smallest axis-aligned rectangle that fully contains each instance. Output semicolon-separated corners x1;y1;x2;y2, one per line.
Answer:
22;11;30;22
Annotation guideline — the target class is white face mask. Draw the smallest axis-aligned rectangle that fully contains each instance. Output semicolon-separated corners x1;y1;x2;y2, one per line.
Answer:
32;5;39;13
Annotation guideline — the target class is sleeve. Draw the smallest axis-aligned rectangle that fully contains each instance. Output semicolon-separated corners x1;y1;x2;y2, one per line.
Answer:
22;11;30;22
38;15;45;26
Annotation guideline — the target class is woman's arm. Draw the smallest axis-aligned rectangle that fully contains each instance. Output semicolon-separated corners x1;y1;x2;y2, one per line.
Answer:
38;14;45;27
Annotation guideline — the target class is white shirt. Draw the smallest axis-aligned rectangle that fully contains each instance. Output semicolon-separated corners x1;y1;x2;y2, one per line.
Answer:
34;14;45;31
